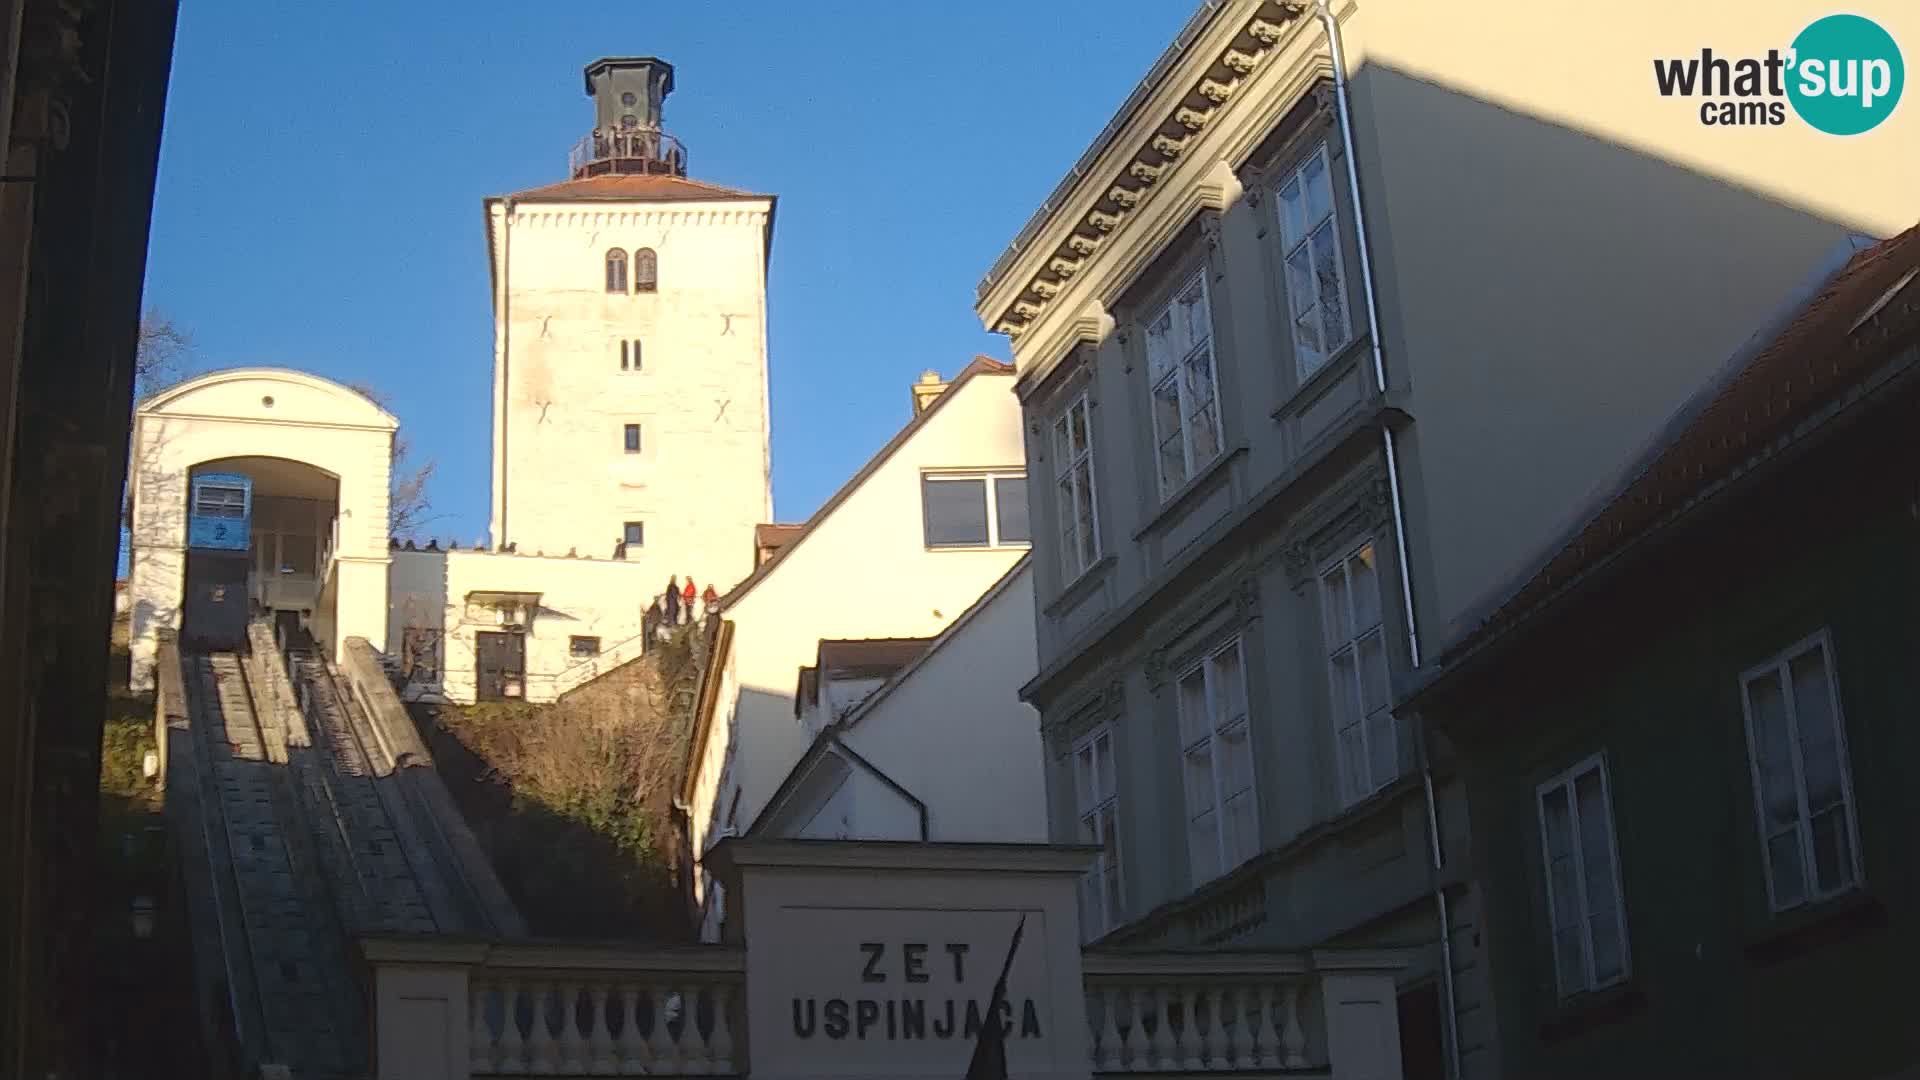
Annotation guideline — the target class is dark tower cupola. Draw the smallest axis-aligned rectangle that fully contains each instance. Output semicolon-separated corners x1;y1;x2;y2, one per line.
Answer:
569;56;687;179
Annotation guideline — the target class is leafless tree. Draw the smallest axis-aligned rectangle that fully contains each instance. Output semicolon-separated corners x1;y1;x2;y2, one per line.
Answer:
346;382;439;541
134;310;192;398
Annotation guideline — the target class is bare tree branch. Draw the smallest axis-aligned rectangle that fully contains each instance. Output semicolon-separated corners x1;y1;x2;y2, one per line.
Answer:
346;381;440;541
134;310;192;398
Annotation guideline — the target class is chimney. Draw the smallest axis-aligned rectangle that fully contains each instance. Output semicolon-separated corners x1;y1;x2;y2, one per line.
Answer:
910;370;948;415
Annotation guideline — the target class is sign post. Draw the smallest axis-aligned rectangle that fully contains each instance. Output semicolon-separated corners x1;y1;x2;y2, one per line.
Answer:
706;840;1098;1080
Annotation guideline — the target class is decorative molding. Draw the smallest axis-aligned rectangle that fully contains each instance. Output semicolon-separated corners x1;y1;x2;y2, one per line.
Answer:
1175;105;1215;132
1030;279;1061;300
1234;576;1262;623
1143;650;1168;690
982;2;1313;342
1276;464;1389;586
1199;212;1225;281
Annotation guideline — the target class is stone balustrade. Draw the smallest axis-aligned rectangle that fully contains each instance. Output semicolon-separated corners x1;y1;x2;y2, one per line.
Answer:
363;937;1407;1080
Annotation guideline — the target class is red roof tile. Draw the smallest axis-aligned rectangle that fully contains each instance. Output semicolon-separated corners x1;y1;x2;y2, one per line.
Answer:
500;173;768;203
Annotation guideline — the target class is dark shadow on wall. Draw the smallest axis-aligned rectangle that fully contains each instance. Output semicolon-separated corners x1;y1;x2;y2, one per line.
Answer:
1335;63;1891;651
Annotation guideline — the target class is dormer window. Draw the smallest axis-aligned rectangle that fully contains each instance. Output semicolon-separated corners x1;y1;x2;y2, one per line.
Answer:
634;248;658;293
605;249;628;293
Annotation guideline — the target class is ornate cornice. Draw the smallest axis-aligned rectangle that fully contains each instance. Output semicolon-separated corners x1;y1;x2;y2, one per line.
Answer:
986;1;1311;341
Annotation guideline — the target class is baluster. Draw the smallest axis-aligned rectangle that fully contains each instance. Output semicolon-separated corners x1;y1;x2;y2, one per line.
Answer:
1091;986;1121;1071
527;982;559;1074
556;981;588;1073
616;986;648;1075
647;984;679;1072
1145;986;1173;1070
587;984;615;1074
1179;986;1202;1070
708;982;737;1074
1279;982;1309;1068
1214;986;1237;1068
680;983;712;1076
497;980;528;1075
470;981;495;1074
1249;984;1278;1069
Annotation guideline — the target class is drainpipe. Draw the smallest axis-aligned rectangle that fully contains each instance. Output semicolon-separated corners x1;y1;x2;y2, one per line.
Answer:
1313;4;1461;1078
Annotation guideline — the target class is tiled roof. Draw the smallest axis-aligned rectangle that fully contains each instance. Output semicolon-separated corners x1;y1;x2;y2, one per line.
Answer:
497;173;768;203
816;638;936;678
1431;223;1920;672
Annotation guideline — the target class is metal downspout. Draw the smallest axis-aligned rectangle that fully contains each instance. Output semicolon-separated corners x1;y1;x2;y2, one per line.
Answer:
1314;3;1462;1077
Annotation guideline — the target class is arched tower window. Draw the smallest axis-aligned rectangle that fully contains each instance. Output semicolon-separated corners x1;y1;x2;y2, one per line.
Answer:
634;248;658;293
605;249;628;293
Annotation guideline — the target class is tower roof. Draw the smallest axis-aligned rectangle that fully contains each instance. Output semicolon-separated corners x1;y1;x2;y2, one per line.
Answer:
495;172;769;204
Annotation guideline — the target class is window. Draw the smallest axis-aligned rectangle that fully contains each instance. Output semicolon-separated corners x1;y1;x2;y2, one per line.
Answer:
623;424;642;454
195;484;247;518
605;248;628;293
1051;394;1100;581
620;339;643;371
569;635;601;659
1145;273;1222;497
401;627;440;682
1276;144;1351;379
921;471;1030;549
1073;726;1122;940
1536;754;1629;999
634;248;658;293
1176;639;1257;885
623;521;645;547
1739;631;1861;912
1321;542;1397;805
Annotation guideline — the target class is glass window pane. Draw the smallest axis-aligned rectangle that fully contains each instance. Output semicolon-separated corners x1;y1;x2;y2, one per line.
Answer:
1768;828;1807;908
1328;650;1359;728
1314;227;1348;350
1052;414;1071;468
1746;672;1799;832
1322;566;1353;646
1294;312;1326;376
1158;433;1187;494
1074;746;1093;810
1303;151;1333;225
994;476;1030;544
1094;730;1114;799
1365;708;1397;789
1279;178;1306;245
1184;746;1214;820
923;477;989;547
1338;722;1366;805
1349;546;1381;630
1069;399;1090;456
1178;669;1209;747
1180;280;1211;346
1810;805;1853;894
1541;785;1574;861
1184;353;1216;415
1575;771;1621;977
1214;647;1246;726
1147;311;1176;378
1189;809;1218;884
1073;461;1098;563
1218;722;1253;795
1286;246;1316;316
1188;403;1221;465
1357;631;1390;717
1223;788;1257;868
1553;927;1586;998
1788;648;1845;810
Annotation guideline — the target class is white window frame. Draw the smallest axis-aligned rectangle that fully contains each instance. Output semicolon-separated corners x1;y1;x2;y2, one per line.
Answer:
1319;540;1399;806
1737;629;1864;914
1144;272;1224;499
1071;725;1122;940
1274;142;1353;381
1175;637;1258;886
1535;753;1631;999
1051;393;1101;582
921;469;1031;550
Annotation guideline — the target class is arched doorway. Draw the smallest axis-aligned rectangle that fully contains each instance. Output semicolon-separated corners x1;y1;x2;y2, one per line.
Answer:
179;456;342;651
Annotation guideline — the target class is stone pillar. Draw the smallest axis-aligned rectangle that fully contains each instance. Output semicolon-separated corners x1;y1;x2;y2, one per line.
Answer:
1315;950;1411;1080
363;940;485;1080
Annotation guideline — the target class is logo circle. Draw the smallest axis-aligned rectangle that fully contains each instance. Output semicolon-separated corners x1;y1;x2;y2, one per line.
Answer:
1787;14;1905;135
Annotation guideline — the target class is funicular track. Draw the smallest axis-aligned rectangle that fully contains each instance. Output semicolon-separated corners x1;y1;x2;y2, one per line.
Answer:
183;645;363;1079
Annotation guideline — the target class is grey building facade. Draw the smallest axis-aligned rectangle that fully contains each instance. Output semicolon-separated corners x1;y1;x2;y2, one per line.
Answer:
974;3;1916;1079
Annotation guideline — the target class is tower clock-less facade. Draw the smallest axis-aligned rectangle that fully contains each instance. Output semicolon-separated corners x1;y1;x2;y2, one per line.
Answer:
486;56;775;596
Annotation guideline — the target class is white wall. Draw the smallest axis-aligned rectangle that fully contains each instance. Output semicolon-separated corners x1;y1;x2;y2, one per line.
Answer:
488;197;774;602
389;547;660;704
837;561;1046;843
127;369;395;689
686;369;1028;884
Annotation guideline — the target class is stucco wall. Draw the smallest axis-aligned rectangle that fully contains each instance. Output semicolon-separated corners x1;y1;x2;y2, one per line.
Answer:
687;371;1028;878
488;197;774;601
127;369;395;689
1346;0;1920;641
838;563;1047;843
390;547;660;704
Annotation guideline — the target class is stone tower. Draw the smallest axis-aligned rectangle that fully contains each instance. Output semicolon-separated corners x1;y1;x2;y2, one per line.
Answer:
485;56;775;596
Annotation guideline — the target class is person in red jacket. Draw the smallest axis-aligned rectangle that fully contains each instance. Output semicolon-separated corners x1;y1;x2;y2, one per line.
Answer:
681;578;697;624
702;583;719;617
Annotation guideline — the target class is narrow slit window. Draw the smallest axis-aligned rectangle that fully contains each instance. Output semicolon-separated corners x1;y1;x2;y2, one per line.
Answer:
623;424;642;454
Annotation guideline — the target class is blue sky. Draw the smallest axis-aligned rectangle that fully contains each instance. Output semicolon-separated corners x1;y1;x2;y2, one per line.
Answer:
142;1;1195;542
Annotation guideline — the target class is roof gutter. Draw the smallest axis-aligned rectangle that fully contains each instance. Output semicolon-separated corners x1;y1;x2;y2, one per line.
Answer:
1313;6;1458;1078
